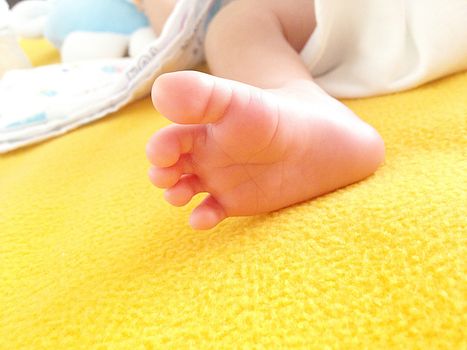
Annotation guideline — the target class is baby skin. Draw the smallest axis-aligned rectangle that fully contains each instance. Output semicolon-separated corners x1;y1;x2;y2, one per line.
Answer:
144;0;385;229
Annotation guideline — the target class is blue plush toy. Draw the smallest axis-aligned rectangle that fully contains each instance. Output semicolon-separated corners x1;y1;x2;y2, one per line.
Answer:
45;0;149;47
11;0;157;62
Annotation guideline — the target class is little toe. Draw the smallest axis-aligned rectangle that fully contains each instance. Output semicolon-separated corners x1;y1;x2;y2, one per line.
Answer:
164;174;204;207
190;195;227;230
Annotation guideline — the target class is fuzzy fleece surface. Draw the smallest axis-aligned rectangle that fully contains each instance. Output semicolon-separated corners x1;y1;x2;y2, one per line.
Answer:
1;39;466;349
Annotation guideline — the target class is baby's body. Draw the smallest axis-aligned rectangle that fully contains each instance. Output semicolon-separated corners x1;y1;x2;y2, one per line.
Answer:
144;0;385;229
144;0;466;229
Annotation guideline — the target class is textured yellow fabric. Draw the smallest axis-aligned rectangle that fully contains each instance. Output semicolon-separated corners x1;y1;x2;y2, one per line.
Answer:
1;39;466;349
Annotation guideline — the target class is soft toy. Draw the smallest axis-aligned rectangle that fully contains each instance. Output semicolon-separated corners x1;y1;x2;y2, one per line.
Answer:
11;0;157;62
0;0;30;77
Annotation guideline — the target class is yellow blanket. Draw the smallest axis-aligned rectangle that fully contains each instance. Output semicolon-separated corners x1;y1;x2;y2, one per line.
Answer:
1;39;466;349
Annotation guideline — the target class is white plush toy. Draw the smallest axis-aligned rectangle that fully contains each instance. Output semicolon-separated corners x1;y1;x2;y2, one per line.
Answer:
10;0;157;62
0;0;30;77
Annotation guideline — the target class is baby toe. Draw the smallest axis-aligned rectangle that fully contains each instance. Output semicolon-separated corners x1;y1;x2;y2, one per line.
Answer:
164;175;204;207
148;166;181;189
190;195;227;230
146;125;200;167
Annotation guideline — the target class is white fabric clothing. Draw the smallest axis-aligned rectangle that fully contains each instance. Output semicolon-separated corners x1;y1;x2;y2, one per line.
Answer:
301;0;467;97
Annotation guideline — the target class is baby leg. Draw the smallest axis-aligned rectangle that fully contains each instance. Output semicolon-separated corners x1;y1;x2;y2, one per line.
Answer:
137;0;177;34
147;0;385;229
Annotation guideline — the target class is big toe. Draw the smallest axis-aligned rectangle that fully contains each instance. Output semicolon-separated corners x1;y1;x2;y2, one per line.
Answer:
152;71;234;125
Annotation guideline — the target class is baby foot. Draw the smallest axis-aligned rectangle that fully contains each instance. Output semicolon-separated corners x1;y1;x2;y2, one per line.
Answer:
147;71;384;229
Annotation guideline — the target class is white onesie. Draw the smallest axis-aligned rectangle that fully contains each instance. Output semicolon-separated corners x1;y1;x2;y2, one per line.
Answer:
300;0;467;97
